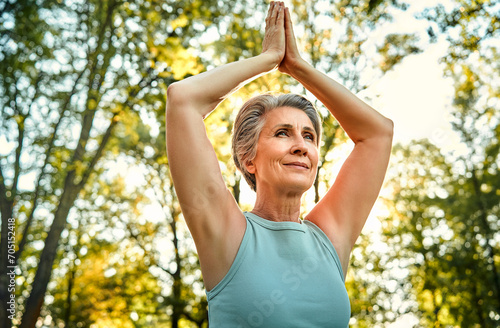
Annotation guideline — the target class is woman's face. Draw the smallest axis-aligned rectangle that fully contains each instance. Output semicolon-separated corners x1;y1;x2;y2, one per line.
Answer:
246;106;319;195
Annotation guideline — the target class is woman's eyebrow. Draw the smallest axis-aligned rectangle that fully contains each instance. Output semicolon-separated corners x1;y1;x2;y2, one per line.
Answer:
272;124;315;133
303;126;316;135
272;123;294;130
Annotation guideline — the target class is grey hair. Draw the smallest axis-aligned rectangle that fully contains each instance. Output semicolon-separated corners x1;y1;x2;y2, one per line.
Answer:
231;93;321;191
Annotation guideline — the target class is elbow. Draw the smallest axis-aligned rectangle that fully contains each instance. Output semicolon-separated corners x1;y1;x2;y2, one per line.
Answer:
353;118;393;147
167;82;210;121
379;118;394;147
166;81;209;118
382;118;394;149
166;82;188;112
374;115;394;140
167;80;189;98
371;117;394;145
385;118;394;138
166;82;179;100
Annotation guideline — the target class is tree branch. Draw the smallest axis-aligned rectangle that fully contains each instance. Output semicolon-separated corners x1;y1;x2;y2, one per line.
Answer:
16;68;86;261
126;222;173;276
77;113;119;190
0;163;11;220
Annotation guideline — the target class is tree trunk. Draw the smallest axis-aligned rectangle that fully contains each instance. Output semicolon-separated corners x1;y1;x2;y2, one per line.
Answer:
0;168;15;328
471;278;486;327
64;255;77;327
171;215;183;328
470;167;500;308
19;172;80;328
19;109;117;327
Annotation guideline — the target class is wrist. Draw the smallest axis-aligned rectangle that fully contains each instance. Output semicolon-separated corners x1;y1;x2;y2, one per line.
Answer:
258;52;282;71
287;58;310;79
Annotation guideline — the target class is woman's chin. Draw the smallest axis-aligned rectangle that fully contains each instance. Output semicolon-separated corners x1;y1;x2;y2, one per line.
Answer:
278;179;314;194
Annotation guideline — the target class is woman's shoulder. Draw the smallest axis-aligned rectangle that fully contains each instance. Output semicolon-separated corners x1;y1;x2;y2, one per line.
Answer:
304;208;350;277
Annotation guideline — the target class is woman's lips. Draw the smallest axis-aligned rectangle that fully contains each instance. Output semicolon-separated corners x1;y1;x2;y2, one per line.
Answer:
284;162;309;169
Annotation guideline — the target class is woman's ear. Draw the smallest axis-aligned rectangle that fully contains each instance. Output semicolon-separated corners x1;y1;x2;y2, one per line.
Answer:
245;160;256;174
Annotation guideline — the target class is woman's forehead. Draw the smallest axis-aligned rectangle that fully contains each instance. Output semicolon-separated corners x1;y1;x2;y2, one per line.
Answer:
263;106;314;129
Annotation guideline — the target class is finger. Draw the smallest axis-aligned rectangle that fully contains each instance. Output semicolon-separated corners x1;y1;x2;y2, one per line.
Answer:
266;2;274;25
284;7;296;38
270;2;278;23
276;2;284;25
284;6;292;27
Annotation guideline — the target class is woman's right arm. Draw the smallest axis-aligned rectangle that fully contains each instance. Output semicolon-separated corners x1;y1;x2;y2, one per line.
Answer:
168;1;284;117
166;52;277;234
166;1;285;290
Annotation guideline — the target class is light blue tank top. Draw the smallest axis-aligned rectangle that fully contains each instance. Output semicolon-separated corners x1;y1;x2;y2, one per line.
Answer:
206;212;351;327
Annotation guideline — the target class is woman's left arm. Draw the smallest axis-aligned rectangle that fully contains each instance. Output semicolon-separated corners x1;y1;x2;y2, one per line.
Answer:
280;8;393;275
303;62;393;274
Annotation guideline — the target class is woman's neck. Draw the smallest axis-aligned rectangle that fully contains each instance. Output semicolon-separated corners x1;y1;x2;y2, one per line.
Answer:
251;188;303;223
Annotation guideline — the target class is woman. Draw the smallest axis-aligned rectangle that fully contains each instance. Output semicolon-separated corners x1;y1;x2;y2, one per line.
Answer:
166;2;393;327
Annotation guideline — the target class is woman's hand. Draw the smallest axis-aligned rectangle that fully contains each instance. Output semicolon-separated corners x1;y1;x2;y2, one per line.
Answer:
262;2;286;68
278;6;304;75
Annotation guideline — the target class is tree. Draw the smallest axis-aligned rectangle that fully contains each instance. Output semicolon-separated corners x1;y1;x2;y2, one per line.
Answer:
378;0;500;326
0;0;231;326
0;0;432;326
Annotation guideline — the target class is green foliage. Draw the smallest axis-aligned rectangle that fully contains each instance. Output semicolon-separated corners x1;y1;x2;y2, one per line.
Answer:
0;0;451;327
375;0;500;326
0;0;232;326
384;134;499;326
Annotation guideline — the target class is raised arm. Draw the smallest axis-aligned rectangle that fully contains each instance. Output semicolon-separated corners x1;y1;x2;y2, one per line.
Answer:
279;7;393;275
168;2;285;118
166;2;286;290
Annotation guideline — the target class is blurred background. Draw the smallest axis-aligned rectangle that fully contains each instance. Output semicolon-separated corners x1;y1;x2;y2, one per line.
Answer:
0;0;498;327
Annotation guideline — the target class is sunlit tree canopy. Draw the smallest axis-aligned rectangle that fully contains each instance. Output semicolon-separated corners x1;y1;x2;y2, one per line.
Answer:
0;0;498;327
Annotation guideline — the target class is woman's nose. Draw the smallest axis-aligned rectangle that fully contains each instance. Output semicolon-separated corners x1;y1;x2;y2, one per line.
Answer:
290;137;308;155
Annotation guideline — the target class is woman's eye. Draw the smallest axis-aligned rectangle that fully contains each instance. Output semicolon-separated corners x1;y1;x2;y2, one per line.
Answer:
304;134;314;141
276;130;288;137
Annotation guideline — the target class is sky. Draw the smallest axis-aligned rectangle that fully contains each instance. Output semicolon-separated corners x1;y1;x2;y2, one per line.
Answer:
370;41;455;145
361;0;456;146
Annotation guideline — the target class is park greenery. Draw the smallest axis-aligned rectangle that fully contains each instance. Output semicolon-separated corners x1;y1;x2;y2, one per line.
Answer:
0;0;498;327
